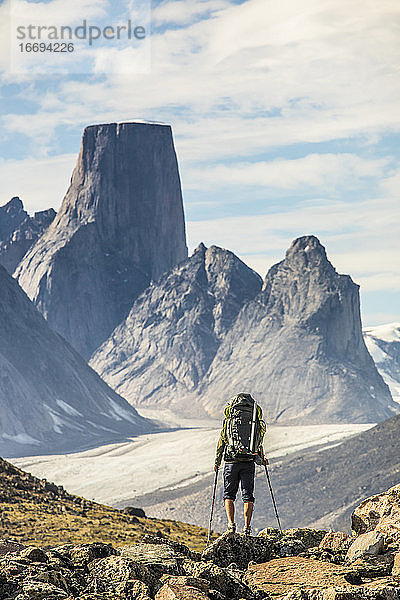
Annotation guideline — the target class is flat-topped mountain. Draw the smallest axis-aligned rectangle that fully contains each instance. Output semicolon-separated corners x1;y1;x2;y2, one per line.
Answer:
202;236;395;423
0;263;154;458
90;243;262;411
15;122;188;359
0;197;55;274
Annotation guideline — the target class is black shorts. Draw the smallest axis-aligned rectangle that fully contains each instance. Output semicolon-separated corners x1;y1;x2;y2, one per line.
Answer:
223;461;255;503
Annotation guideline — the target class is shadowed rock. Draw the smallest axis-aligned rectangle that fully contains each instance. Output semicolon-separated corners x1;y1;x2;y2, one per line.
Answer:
90;244;261;411
0;264;153;457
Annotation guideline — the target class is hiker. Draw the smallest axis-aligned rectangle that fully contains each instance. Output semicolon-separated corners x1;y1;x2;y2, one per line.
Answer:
214;393;268;535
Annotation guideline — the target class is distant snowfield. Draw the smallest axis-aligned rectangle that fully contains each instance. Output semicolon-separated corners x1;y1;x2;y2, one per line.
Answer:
11;411;373;507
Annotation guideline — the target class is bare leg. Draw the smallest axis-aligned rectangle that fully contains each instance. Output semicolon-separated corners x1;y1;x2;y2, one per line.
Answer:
225;499;235;524
244;501;254;528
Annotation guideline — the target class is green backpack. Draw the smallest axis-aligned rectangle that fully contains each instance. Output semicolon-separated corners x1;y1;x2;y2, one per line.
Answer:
224;393;261;461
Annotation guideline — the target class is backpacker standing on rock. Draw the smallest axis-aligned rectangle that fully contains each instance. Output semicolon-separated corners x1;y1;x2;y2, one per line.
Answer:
214;393;268;535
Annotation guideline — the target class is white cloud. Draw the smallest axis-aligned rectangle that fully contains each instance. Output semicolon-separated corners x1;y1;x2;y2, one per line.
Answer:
1;0;400;161
0;154;76;213
153;0;229;26
362;313;400;328
183;153;390;191
186;194;400;290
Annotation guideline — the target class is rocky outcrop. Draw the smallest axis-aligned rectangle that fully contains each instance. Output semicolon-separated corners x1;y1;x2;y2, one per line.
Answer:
346;532;387;563
363;324;400;404
90;244;261;410
0;263;153;457
2;482;400;600
16;122;188;359
202;236;396;423
351;484;400;544
0;197;27;240
0;197;55;274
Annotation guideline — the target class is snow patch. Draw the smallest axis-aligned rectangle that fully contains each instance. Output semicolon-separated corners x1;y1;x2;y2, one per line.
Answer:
364;336;387;363
1;433;40;445
56;399;82;417
363;323;400;343
107;398;138;424
43;405;67;434
379;371;400;404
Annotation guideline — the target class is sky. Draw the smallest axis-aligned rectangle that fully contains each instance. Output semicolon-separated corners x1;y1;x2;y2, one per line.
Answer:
0;0;399;327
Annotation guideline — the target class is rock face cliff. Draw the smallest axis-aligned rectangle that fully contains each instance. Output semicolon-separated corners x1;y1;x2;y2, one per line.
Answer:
90;244;262;411
15;122;188;359
0;263;154;458
202;236;396;423
0;197;55;274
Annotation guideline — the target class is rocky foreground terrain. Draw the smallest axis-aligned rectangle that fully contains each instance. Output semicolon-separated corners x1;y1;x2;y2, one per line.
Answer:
1;455;400;600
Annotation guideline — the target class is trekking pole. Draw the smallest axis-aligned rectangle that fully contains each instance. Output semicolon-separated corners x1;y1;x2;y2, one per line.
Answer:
207;467;219;544
264;463;282;531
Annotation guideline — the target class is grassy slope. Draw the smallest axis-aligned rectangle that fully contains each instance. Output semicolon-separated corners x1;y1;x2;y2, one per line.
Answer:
0;457;211;552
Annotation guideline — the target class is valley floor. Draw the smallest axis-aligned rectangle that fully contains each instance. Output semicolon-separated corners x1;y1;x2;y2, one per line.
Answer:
10;411;372;514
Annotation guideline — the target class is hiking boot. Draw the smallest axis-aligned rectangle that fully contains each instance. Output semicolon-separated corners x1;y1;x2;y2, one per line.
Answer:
226;523;236;533
242;526;251;536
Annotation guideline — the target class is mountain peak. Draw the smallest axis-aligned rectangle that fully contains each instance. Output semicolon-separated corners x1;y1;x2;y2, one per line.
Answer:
16;122;188;359
90;245;262;410
5;196;24;213
202;237;395;424
284;235;331;270
193;242;207;255
0;200;55;275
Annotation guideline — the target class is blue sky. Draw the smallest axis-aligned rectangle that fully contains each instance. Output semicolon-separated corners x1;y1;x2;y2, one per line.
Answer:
0;0;399;326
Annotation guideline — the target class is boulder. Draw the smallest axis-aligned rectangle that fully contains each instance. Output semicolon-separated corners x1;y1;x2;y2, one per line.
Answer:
351;554;395;578
14;580;68;599
346;531;386;563
0;539;27;557
202;531;275;569
282;584;400;600
51;543;117;569
392;553;400;576
155;576;210;600
87;556;152;598
123;507;147;518
352;484;400;545
319;532;353;552
19;546;48;563
115;542;187;593
243;556;361;598
182;558;262;600
283;529;328;549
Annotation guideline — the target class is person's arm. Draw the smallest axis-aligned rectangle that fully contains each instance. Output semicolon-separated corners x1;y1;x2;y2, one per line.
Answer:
257;406;269;465
214;419;227;470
